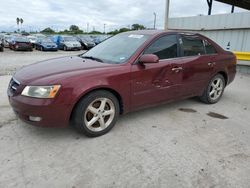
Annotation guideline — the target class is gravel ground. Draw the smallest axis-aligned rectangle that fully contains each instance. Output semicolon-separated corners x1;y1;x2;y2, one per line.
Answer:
0;48;84;76
0;50;250;188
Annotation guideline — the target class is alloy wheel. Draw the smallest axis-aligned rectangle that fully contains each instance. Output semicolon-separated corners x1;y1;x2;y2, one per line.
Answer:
209;77;224;100
84;98;115;132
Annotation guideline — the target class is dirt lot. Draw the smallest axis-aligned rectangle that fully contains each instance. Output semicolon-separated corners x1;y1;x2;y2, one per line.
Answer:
0;49;250;188
0;48;84;76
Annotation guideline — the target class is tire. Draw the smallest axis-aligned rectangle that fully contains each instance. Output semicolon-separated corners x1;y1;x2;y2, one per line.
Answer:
63;46;67;51
82;45;87;50
72;90;120;137
41;46;44;51
199;74;225;104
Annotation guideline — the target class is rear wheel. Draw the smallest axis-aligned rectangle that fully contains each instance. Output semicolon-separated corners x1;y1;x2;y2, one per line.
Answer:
72;90;120;137
199;74;225;104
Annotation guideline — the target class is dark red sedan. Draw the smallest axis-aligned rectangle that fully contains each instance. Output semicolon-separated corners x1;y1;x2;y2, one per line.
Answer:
9;36;33;51
8;30;236;137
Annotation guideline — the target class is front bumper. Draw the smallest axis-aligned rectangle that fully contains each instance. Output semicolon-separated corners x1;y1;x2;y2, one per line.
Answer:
66;46;81;50
8;94;71;128
43;47;58;51
15;46;32;51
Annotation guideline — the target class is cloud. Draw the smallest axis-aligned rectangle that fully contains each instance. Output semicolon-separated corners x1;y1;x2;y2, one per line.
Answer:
0;0;247;32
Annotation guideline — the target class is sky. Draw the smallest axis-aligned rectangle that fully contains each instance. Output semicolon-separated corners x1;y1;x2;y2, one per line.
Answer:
0;0;247;32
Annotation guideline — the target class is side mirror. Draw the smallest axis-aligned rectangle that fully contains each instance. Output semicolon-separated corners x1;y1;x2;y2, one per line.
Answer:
139;54;159;64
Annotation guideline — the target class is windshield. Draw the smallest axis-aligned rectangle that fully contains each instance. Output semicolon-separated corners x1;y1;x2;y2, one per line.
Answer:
63;37;77;42
15;37;29;42
80;36;93;42
82;33;149;64
42;38;53;43
5;36;11;40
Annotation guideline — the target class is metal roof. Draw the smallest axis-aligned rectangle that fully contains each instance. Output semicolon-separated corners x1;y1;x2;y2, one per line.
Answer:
215;0;250;10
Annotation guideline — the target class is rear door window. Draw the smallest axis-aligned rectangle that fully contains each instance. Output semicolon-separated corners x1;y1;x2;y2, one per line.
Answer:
204;40;217;54
180;35;205;56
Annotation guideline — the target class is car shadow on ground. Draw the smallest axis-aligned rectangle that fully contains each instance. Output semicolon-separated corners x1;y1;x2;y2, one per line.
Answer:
15;98;199;139
14;95;232;140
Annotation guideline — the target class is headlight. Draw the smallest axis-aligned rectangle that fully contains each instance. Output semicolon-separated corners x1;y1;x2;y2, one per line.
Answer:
21;85;61;98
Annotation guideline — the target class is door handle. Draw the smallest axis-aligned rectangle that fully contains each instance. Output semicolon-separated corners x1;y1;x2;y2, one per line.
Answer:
171;67;183;73
208;62;216;66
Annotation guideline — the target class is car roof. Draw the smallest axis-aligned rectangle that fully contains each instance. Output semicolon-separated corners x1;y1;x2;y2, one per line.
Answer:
124;29;199;37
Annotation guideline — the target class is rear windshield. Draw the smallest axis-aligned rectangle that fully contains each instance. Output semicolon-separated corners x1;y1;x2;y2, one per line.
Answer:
63;37;77;41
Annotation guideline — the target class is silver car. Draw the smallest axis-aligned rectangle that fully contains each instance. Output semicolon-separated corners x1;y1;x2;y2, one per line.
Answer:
59;36;81;51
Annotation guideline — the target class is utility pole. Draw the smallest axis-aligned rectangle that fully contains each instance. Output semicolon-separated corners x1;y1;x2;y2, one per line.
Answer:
153;12;156;29
164;0;170;30
103;24;106;33
87;23;89;33
207;0;213;15
231;5;235;13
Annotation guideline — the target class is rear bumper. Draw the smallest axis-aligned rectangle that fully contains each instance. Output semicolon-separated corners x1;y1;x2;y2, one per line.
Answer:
228;64;237;85
8;95;71;128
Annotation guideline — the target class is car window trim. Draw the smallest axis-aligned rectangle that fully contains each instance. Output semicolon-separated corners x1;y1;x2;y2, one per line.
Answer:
203;39;218;55
133;33;180;64
179;34;207;57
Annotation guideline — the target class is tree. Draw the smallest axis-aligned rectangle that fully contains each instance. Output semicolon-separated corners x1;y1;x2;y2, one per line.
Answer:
41;27;55;34
131;24;146;30
69;25;80;32
16;18;20;32
20;18;24;30
88;30;102;34
69;25;83;34
119;28;130;33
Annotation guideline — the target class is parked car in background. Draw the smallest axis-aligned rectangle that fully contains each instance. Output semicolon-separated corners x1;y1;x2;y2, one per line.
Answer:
76;35;96;50
9;36;33;51
7;30;236;137
27;36;37;48
32;33;46;39
52;35;81;51
35;37;58;51
3;35;12;48
91;35;111;45
0;40;3;52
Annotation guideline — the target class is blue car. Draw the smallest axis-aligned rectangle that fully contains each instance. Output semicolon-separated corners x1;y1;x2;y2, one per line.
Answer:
52;35;81;51
35;38;58;51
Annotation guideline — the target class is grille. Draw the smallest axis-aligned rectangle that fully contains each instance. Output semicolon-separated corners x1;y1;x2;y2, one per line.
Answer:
8;78;20;95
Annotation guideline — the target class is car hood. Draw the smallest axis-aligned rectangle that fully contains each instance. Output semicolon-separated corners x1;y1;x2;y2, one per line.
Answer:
42;42;56;46
14;56;116;84
64;41;80;45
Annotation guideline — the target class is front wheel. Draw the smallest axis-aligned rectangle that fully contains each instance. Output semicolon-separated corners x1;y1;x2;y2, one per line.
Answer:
199;74;225;104
72;90;120;137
